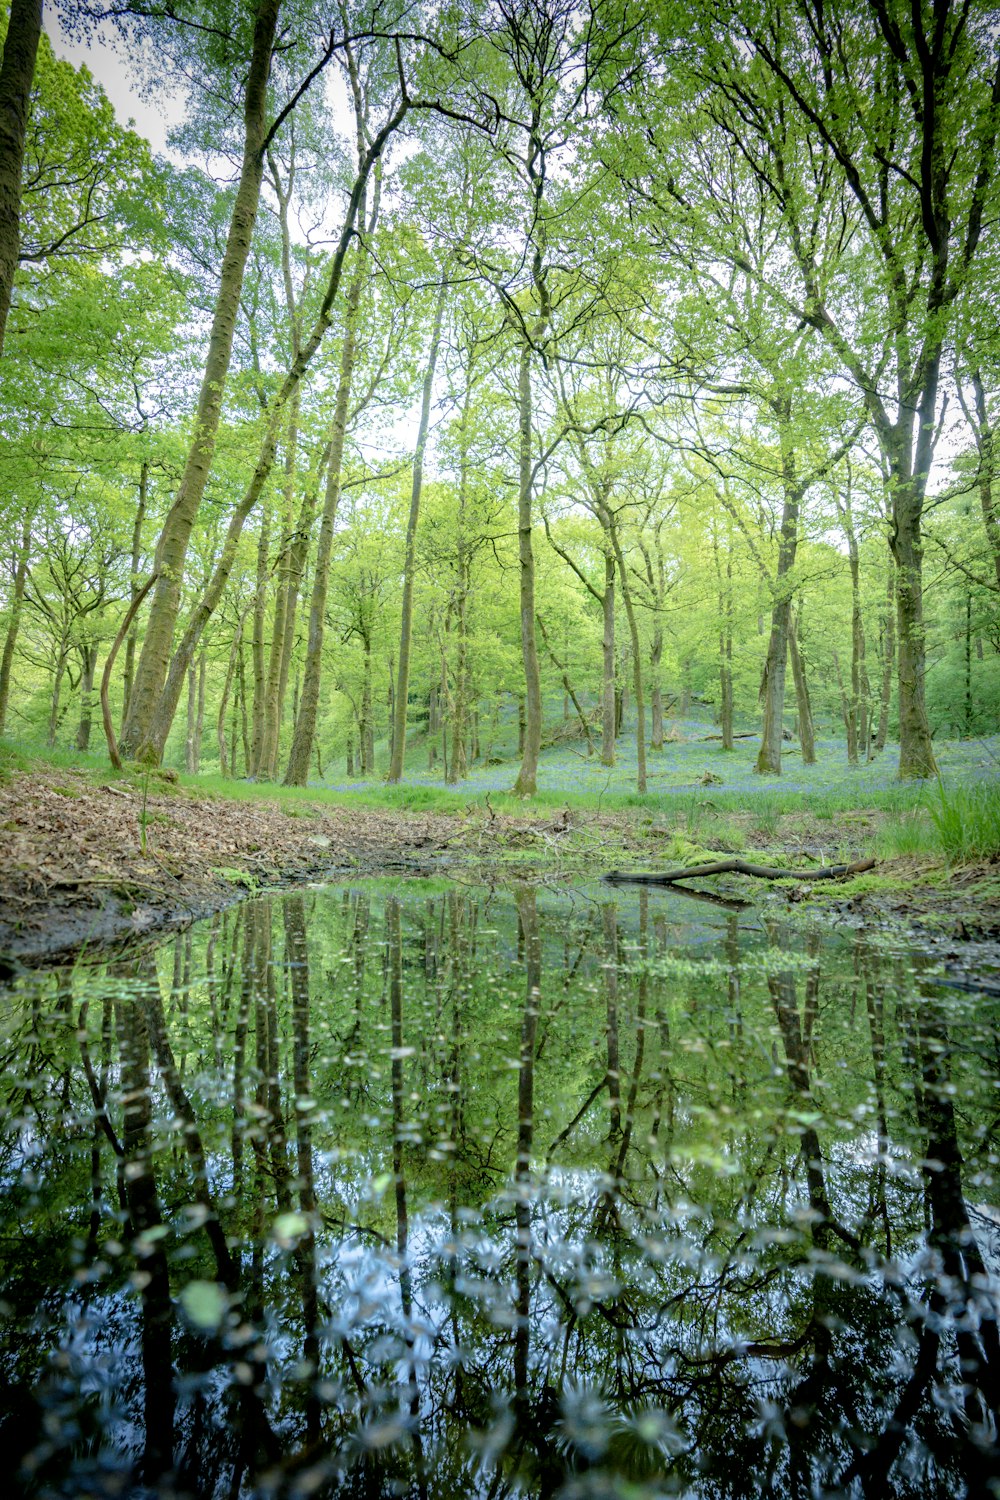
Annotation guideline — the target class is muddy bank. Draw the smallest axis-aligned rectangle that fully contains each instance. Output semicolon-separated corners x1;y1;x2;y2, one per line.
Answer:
0;769;462;968
3;766;998;976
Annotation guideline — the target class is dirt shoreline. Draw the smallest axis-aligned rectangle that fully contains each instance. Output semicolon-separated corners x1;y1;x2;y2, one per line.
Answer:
2;766;998;975
0;768;465;969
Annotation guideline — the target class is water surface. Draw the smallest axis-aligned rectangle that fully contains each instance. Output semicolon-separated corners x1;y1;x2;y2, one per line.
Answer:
1;878;997;1498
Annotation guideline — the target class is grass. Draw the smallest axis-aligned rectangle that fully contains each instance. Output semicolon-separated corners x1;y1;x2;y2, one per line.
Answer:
3;723;998;872
929;782;1000;862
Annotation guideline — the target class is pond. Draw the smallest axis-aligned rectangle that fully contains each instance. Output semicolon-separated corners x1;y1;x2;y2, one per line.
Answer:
0;878;998;1498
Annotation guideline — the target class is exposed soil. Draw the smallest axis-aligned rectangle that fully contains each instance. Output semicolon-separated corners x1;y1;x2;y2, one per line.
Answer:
0;768;457;967
0;768;591;968
1;767;998;982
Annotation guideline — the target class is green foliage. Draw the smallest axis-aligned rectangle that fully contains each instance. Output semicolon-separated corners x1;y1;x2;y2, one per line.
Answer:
929;782;1000;863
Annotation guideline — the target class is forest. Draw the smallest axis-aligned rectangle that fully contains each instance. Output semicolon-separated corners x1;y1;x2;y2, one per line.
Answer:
3;5;1000;1495
1;0;998;799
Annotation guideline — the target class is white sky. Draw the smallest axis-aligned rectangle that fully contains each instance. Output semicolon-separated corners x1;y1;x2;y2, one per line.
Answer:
48;13;181;157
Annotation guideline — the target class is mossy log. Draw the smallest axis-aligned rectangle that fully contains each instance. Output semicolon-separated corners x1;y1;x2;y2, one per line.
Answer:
604;856;876;885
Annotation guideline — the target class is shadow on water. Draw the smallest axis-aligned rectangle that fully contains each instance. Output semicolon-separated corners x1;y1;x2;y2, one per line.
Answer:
0;878;997;1498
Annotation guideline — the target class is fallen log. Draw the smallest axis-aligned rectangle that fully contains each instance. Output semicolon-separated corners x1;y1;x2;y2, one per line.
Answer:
604;856;876;885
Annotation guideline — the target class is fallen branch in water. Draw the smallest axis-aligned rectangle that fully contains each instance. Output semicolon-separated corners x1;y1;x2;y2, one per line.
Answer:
604;856;876;885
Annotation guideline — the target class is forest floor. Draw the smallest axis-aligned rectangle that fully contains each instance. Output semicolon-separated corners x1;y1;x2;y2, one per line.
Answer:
1;745;998;976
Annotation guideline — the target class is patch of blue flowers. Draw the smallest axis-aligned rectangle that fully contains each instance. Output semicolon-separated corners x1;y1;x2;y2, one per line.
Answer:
320;714;1000;800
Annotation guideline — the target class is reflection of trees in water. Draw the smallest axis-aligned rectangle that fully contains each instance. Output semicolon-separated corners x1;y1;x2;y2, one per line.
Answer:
0;887;997;1496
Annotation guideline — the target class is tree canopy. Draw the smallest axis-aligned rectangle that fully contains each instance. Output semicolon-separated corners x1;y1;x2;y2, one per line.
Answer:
1;0;998;785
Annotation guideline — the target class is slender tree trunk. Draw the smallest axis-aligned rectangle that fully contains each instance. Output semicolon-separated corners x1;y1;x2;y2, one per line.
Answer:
259;390;300;779
720;627;734;751
250;496;271;775
47;644;67;746
361;635;374;774
122;459;148;724
788;606;815;764
0;508;32;734
388;282;446;782
448;546;469;784
757;409;801;774
120;0;280;758
237;640;250;775
845;553;862;765
833;650;852;750
874;565;895;753
600;547;616;766
959;368;1000;593
836;480;868;766
607;513;646;794
217;608;249;777
965;594;973;733
712;521;734;751
650;625;663;750
76;644;97;751
0;0;43;355
890;482;936;776
512;337;542;797
284;253;367;785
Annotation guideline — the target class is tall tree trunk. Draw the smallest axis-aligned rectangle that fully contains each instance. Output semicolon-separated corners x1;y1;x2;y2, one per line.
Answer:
237;637;250;775
600;547;616;766
720;625;734;751
787;606;815;764
448;547;469;784
122;459;148;724
250;496;272;775
836;478;868;766
890;476;936;777
757;409;802;775
965;594;973;734
76;643;97;751
649;624;664;750
874;564;896;753
388;282;446;782
47;645;67;746
120;0;280;758
259;390;300;779
217;607;249;777
712;520;734;751
0;508;31;734
958;367;1000;593
607;512;646;795
512;337;542;796
283;254;368;785
361;633;374;774
0;0;42;355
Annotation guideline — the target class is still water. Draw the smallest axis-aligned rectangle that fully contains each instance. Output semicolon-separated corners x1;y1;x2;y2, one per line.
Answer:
0;878;997;1498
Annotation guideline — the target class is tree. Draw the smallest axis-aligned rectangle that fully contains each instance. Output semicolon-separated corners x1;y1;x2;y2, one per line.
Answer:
670;0;1000;776
0;0;42;353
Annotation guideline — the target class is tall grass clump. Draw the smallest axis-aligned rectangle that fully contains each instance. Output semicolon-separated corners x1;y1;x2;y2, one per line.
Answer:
877;807;935;859
930;782;1000;863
